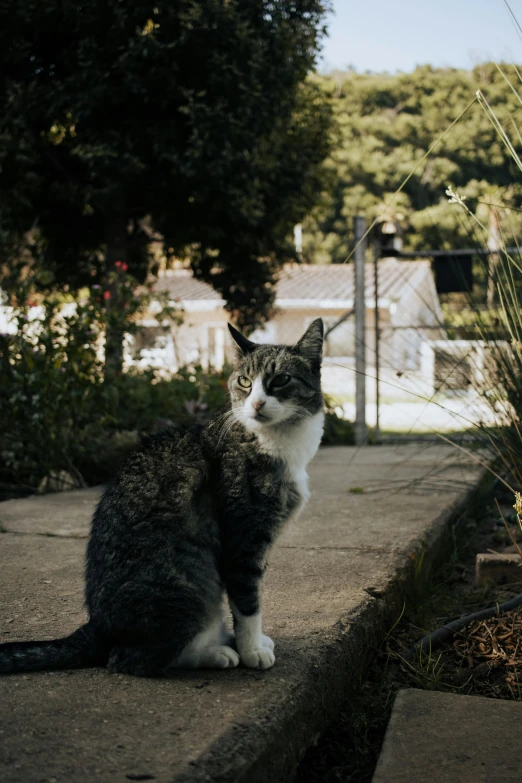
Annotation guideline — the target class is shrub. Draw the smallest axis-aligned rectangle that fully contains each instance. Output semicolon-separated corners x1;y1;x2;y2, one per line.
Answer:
1;295;353;498
322;398;355;446
0;295;105;495
0;285;227;496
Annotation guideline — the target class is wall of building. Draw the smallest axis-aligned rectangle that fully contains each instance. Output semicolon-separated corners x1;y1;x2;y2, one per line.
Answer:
132;273;444;396
132;300;426;378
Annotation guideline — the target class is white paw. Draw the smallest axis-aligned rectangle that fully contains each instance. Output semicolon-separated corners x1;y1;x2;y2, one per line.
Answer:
260;634;275;651
201;645;240;669
240;647;276;670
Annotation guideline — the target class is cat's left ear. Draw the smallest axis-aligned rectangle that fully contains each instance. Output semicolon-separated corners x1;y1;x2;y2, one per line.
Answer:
228;323;256;355
296;319;324;364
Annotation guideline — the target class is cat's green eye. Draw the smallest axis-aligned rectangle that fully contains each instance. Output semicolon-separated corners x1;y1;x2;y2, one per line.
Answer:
270;373;291;389
237;375;252;389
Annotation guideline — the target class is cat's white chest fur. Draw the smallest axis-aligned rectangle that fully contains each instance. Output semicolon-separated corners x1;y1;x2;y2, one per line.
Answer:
255;410;324;507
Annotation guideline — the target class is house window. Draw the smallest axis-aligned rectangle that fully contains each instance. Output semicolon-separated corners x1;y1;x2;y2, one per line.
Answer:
132;326;171;357
131;325;175;368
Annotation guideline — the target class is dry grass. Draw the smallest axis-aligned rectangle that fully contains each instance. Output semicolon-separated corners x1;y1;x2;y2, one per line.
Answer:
453;607;522;684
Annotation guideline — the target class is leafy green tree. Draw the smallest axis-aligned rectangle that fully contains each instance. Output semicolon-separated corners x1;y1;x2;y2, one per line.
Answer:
303;64;522;264
0;0;332;374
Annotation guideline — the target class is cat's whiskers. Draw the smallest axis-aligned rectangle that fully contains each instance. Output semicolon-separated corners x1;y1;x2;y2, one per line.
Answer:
215;410;239;430
216;416;241;447
213;407;244;447
207;408;238;431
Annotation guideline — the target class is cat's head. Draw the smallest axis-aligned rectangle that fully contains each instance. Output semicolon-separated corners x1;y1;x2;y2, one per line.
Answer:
227;319;323;431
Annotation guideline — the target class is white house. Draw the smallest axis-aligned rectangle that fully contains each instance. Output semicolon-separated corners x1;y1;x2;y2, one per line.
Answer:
130;259;446;400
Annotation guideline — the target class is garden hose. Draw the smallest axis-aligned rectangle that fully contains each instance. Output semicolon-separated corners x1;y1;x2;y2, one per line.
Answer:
400;592;522;662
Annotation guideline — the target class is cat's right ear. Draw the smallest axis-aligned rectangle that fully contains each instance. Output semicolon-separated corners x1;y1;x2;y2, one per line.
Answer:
228;323;256;355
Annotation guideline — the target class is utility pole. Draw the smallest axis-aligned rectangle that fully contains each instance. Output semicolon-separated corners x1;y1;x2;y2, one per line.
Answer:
487;208;500;309
354;215;367;445
373;239;380;443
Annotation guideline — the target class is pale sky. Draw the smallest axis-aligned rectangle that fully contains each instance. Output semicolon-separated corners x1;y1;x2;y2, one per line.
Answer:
320;0;522;72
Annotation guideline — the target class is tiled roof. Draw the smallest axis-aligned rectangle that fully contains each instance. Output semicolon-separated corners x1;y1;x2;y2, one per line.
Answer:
155;269;222;301
155;259;430;304
276;259;429;302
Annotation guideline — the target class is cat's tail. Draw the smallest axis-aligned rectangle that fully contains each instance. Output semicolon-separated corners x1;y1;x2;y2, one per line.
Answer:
0;622;110;674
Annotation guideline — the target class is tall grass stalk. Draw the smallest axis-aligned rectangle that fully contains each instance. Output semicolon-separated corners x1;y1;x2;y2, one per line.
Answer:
324;53;522;503
443;75;522;493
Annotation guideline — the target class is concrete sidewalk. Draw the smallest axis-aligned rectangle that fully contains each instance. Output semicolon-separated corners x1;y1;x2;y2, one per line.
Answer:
0;445;482;783
373;689;522;782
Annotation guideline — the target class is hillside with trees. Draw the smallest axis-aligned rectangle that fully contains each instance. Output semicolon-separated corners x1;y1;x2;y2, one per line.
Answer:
303;63;522;264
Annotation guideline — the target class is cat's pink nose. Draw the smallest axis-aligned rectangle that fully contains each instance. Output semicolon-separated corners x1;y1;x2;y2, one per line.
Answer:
252;400;266;412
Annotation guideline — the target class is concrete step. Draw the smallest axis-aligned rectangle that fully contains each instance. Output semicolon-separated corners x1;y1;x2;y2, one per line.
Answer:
0;445;482;783
373;689;522;783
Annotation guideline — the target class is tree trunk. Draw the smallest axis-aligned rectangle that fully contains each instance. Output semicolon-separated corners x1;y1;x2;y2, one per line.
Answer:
104;198;128;381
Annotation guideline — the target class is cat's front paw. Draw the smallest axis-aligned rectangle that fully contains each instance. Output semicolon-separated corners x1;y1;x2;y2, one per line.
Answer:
260;634;275;651
240;646;276;670
200;644;240;669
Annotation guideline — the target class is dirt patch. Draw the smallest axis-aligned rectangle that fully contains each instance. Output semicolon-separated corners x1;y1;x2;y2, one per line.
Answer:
454;608;522;690
385;496;522;702
387;601;522;701
295;480;522;783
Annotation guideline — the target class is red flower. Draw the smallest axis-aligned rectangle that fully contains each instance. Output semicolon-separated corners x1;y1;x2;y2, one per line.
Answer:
122;262;128;272
103;290;111;300
114;260;122;268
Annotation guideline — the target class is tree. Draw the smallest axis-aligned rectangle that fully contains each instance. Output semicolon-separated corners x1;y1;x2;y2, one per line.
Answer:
0;0;332;374
303;64;522;264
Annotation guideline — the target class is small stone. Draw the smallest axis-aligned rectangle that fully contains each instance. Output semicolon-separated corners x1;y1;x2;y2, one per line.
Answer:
476;552;522;586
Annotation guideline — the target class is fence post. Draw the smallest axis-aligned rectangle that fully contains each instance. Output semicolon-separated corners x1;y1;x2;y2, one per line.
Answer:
354;215;367;445
373;239;380;442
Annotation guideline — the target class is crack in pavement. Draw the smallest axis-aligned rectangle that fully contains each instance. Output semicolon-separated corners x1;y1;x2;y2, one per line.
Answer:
1;531;407;554
0;529;88;539
278;544;403;554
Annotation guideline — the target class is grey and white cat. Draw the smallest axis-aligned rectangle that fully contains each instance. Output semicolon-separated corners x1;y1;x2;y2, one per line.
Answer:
0;319;324;677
